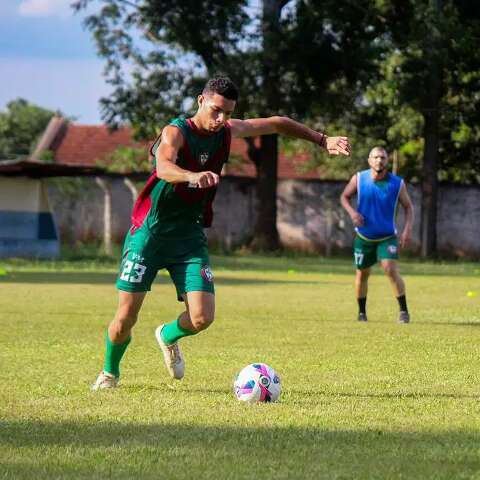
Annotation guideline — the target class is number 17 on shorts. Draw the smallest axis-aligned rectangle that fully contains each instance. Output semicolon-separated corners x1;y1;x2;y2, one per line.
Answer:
354;251;364;268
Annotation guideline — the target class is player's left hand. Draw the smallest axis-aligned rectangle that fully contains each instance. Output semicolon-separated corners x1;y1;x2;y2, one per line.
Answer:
325;136;351;156
399;229;411;248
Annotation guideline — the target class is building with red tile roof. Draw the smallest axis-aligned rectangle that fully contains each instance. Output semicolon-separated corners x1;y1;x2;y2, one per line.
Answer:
33;116;321;180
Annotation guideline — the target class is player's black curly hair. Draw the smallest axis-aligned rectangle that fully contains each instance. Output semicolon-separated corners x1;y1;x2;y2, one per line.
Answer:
202;74;239;101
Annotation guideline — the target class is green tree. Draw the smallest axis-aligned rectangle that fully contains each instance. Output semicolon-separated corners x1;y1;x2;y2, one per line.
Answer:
297;2;480;258
0;99;56;160
99;145;151;175
352;1;480;256
73;0;384;250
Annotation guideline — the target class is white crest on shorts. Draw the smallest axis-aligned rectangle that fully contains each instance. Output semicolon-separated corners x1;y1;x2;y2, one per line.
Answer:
388;245;397;254
199;152;209;165
201;266;214;282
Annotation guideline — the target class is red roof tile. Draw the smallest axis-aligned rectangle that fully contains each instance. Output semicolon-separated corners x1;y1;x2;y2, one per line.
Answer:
52;124;320;179
53;125;147;166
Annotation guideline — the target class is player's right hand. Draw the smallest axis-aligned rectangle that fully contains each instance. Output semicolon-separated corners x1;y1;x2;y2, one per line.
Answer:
188;171;220;188
351;211;364;227
325;136;351;156
399;229;411;248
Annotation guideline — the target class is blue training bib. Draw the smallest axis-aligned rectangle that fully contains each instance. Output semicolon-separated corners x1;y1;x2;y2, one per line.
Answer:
356;170;403;240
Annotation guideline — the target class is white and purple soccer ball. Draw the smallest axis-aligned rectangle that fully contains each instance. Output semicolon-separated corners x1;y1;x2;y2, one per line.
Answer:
233;363;281;403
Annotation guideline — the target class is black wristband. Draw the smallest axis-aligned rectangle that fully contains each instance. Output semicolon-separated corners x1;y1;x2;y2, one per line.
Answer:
320;133;327;148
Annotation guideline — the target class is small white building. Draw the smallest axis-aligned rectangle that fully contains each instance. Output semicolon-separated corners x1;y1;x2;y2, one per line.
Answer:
0;160;103;258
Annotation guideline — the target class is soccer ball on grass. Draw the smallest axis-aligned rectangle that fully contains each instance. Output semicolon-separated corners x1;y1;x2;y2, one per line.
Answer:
233;363;281;402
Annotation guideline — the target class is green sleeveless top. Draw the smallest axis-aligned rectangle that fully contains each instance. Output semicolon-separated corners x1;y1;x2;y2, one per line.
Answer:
130;116;231;237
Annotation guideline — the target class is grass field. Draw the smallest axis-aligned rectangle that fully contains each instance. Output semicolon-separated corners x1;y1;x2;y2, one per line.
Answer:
1;253;480;479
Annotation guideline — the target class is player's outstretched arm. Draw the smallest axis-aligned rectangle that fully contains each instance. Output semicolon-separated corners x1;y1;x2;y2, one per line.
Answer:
229;116;351;156
398;183;414;248
340;174;364;227
156;126;219;188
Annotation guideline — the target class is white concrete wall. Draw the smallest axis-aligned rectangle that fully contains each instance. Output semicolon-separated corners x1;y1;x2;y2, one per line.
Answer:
46;177;132;243
46;176;480;258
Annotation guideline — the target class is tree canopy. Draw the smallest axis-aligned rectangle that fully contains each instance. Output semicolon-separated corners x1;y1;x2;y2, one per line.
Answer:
0;99;56;160
73;0;480;254
74;0;386;248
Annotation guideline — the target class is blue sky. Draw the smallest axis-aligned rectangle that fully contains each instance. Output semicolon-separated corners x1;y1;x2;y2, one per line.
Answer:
0;1;110;123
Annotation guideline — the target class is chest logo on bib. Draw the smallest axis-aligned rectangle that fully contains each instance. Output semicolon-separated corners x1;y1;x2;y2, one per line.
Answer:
201;265;214;283
199;152;209;165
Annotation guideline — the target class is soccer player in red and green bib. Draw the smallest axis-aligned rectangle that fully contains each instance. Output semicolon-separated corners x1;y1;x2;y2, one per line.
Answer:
92;75;352;390
340;147;414;324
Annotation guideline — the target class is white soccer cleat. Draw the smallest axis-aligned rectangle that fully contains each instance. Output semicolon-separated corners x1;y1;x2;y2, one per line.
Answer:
91;371;119;391
155;325;185;380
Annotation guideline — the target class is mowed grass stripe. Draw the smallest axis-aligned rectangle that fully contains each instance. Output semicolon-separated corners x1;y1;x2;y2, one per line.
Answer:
0;255;479;479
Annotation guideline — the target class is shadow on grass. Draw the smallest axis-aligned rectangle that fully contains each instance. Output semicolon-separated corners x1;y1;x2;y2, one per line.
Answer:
0;271;118;284
416;321;480;327
2;255;479;278
309;390;480;400
349;319;480;327
0;271;328;286
130;383;479;401
212;255;480;277
1;419;479;480
143;380;479;401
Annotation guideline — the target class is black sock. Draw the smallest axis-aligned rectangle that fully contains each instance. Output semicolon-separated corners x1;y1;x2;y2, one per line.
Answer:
397;294;408;312
357;297;367;314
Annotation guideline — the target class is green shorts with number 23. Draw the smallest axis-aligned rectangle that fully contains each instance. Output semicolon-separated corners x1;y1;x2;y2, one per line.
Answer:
116;228;214;301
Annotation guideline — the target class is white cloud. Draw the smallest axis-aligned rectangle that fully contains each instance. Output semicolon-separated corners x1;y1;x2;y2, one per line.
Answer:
18;0;73;17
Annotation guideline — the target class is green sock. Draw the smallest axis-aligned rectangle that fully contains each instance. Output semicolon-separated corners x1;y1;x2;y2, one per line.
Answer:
103;333;131;377
161;318;196;345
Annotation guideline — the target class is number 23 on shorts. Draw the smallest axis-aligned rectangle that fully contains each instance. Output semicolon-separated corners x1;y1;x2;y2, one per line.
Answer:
120;260;147;283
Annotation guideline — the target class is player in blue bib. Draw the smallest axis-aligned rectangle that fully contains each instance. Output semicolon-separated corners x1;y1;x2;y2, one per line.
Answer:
340;147;414;323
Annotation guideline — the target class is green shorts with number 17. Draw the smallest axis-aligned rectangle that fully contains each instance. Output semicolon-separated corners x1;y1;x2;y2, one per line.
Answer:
353;235;399;270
